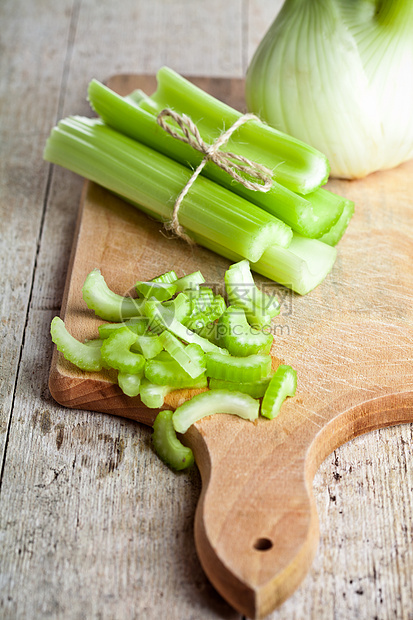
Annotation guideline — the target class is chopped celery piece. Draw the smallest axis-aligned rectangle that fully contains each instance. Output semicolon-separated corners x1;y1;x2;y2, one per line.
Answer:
98;317;149;339
118;370;143;397
173;271;205;293
145;354;207;388
161;292;191;323
205;351;272;383
125;68;329;194
206;295;227;319
261;365;297;420
225;260;278;327
182;314;219;344
189;288;214;315
159;332;206;378
217;307;273;357
152;410;194;470
140;378;174;409
50;316;104;372
88;77;343;237
150;270;178;284
131;334;164;359
44;116;293;262
209;375;272;399
318;200;355;246
100;328;145;374
144;300;228;355
173;390;260;434
82;269;144;322
135;280;177;301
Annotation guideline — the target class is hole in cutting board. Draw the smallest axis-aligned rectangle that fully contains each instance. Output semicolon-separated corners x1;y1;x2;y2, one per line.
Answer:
253;537;273;551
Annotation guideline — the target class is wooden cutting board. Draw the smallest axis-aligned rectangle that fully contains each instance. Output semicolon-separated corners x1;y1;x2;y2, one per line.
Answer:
49;75;413;619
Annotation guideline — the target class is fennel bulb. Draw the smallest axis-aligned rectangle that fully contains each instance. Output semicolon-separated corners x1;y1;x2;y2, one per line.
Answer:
245;0;413;179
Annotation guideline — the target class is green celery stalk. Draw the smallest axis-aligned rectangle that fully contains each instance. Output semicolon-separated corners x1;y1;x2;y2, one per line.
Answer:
194;234;337;296
318;199;355;246
44;117;292;261
138;67;330;195
88;78;345;238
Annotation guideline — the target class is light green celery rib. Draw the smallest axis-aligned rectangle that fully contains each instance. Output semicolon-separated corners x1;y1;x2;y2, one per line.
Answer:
140;66;330;195
189;233;337;296
318;200;355;246
43;116;292;261
88;79;341;237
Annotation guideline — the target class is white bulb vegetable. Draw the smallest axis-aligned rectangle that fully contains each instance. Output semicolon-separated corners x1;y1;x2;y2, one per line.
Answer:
246;0;413;179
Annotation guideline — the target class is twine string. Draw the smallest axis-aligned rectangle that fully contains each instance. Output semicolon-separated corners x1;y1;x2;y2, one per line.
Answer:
156;108;273;244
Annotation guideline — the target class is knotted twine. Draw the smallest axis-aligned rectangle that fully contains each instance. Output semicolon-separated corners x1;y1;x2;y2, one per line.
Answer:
156;109;273;244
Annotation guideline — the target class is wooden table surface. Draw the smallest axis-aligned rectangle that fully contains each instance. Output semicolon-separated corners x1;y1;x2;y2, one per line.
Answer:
1;1;412;619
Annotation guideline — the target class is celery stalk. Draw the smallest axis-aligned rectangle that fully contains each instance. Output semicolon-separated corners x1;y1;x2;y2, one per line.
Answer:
318;199;355;246
141;67;330;195
192;233;337;296
44;117;293;261
88;79;344;238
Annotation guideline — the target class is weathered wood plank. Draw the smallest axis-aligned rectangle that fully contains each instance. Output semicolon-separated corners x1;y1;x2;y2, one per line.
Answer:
0;0;75;462
1;1;245;618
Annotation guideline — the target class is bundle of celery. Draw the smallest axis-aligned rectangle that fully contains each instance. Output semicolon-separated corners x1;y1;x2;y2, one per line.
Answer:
51;261;297;471
44;67;354;295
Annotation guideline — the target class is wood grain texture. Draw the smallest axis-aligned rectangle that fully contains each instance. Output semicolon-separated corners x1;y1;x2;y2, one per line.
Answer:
48;73;413;618
1;1;413;619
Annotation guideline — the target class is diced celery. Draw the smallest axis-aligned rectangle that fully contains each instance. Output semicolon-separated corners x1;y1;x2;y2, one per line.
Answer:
135;280;177;301
50;316;104;372
140;378;174;409
172;271;205;292
261;365;297;419
144;353;207;388
159;332;206;378
82;269;144;322
98;317;149;339
172;390;260;434
100;328;145;374
150;270;178;284
144;300;228;355
208;375;273;399
152;410;194;470
131;334;164;359
118;370;143;397
216;307;273;357
205;351;272;383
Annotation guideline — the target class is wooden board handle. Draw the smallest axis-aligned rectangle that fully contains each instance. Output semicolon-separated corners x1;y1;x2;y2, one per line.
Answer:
183;391;413;619
181;415;315;619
